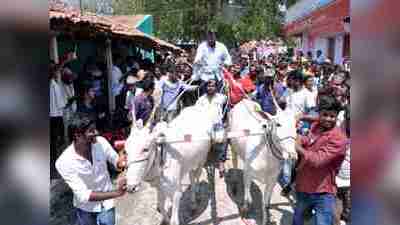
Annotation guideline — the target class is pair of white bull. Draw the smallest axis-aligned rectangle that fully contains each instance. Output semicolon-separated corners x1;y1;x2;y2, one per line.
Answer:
124;99;297;225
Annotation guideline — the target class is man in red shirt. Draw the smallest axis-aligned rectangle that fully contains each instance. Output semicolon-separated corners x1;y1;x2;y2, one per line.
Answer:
239;64;256;93
223;65;246;106
293;95;347;225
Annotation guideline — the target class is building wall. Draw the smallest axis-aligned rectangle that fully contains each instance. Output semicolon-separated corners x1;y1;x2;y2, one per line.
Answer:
284;0;349;37
296;33;345;65
334;34;344;64
58;38;99;74
301;33;310;53
314;37;328;57
284;0;350;63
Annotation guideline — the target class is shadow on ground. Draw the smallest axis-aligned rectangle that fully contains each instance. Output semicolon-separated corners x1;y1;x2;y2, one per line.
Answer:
180;181;211;224
224;168;264;224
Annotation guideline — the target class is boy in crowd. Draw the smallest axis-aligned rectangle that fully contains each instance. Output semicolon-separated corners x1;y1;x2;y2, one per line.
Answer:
293;95;347;225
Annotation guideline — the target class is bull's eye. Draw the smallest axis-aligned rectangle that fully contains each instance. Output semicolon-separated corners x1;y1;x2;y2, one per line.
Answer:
143;148;149;152
276;123;282;127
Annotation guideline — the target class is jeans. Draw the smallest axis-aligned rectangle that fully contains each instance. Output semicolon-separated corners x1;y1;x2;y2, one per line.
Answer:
76;207;115;225
293;192;335;225
278;158;294;188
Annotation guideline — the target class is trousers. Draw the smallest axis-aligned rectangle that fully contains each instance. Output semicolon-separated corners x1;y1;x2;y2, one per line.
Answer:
293;192;335;225
75;207;115;225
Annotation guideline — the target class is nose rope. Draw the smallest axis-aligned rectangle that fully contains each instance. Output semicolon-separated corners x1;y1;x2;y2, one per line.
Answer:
263;122;286;161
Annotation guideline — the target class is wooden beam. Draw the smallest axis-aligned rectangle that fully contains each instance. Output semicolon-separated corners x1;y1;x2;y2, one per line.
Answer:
49;30;59;64
105;38;115;114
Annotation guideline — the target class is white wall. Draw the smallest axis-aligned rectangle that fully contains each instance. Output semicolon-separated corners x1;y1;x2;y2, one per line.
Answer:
334;34;344;65
314;37;328;58
296;34;344;64
301;32;310;53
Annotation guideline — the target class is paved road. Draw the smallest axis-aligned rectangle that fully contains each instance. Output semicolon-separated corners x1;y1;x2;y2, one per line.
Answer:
116;158;295;225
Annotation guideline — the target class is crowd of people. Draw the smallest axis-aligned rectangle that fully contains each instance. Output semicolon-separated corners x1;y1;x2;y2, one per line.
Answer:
51;31;350;225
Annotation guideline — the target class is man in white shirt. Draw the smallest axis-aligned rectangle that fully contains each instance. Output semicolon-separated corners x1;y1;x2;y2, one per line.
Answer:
286;71;316;117
61;67;78;142
124;75;143;123
193;31;232;95
195;79;228;177
304;75;318;105
111;55;125;109
50;64;67;177
55;114;127;225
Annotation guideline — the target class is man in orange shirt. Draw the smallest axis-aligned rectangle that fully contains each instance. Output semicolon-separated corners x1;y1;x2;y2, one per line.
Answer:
239;64;257;94
223;65;245;106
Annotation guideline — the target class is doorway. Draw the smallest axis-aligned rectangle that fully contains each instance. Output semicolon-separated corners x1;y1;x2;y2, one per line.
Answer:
328;37;335;62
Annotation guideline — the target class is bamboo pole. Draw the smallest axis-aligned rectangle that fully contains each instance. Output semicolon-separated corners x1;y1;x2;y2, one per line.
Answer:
49;31;59;64
105;38;115;114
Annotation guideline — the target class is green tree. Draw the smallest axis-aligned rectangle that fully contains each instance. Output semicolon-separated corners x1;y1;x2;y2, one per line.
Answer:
112;0;145;15
233;0;282;42
286;0;300;8
112;0;285;46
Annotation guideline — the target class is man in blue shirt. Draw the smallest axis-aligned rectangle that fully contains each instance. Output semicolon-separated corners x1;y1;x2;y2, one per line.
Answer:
159;65;198;122
134;79;155;126
253;68;286;115
315;50;326;65
239;54;250;77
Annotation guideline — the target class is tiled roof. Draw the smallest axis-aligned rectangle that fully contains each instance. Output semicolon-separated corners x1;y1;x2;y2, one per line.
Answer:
49;0;182;52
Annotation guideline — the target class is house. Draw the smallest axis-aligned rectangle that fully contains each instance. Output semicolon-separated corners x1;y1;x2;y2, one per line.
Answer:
283;0;350;65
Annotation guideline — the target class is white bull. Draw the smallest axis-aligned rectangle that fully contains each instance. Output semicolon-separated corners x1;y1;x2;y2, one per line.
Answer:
229;99;298;225
124;104;221;225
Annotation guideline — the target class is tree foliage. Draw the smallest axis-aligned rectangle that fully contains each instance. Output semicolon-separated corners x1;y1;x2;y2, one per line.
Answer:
286;0;300;8
112;0;145;15
112;0;285;47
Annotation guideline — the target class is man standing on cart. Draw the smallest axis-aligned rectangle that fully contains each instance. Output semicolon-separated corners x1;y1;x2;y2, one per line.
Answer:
192;30;232;95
